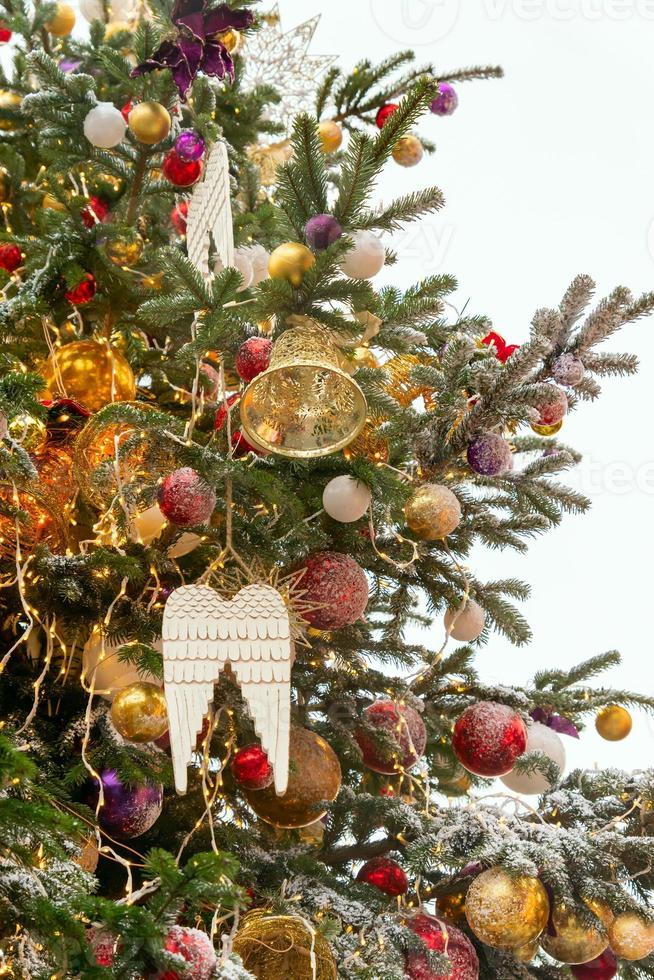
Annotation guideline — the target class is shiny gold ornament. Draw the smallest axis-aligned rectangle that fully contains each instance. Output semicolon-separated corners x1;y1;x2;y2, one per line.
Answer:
465;867;550;949
531;419;563;436
0;477;69;560
595;704;632;741
217;28;241;52
540;899;613;964
128;102;171;145
247;139;293;187
0;90;21;131
268;242;315;287
436;890;466;923
317;120;343;154
45;2;75;35
608;912;654;961
43;193;67;212
111;682;168;743
343;414;390;464
392;134;424;168
240;323;367;458
233;912;336;980
405;483;462;540
8;413;46;453
105;230;144;267
41;340;136;413
383;354;437;408
244;727;341;828
514;939;539;963
0;167;10;203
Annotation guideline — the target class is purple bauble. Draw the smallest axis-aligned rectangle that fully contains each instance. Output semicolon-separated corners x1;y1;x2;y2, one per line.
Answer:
174;130;206;162
552;353;585;387
86;770;163;839
467;432;513;476
305;214;343;251
430;82;459;116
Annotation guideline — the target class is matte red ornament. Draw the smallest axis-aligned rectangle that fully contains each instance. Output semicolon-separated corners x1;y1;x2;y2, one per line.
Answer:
170;200;189;235
452;701;527;777
355;700;427;775
376;103;399;129
162;149;203;187
81;195;109;228
214;392;241;432
405;912;479;980
0;24;12;42
0;242;22;273
158;926;217;980
231;744;274;790
571;951;618;980
300;551;369;630
65;272;96;305
357;857;409;896
158;467;216;527
235;337;272;382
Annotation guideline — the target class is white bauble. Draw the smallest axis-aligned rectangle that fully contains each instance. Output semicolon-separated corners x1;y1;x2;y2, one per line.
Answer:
501;722;566;795
79;0;103;21
444;599;486;642
243;243;270;286
216;248;254;291
82;635;158;700
83;102;126;149
323;476;371;523
129;504;167;545
80;0;134;20
340;230;386;280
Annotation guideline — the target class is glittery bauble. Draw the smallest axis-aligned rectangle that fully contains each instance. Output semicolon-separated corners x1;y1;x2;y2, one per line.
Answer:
236;337;272;382
158;467;216;527
300;551;369;630
393;135;424;168
45;2;75;35
444;600;486;642
376;103;398;128
465;868;549;950
323;475;371;523
356;857;408;896
514;939;539;963
571;950;618;979
86;770;163;839
105;230;144;267
41;341;135;412
431;82;459;116
162;150;202;187
531;419;563;436
608;913;654;961
244;727;341;829
501;721;566;795
317;120;343;153
535;384;568;426
233;912;337;979
170;200;188;235
65;272;97;305
340;229;385;280
83;102;127;149
405;483;462;540
405;913;479;980
0;243;21;273
160;926;216;980
128;101;171;145
436;890;467;924
595;704;632;741
268;242;316;287
88;927;117;967
111;682;168;743
355;700;427;775
467;432;513;476
540;900;613;964
231;744;274;791
552;353;585;387
305;214;343;251
81;195;109;227
453;701;527;777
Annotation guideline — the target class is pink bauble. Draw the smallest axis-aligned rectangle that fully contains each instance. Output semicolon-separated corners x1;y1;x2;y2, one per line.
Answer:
452;702;527;778
300;551;368;630
405;913;479;980
355;700;427;774
535;384;568;426
158;467;216;527
158;926;216;980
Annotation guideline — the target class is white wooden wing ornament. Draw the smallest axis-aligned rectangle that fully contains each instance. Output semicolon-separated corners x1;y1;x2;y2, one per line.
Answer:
185;140;235;282
162;584;291;796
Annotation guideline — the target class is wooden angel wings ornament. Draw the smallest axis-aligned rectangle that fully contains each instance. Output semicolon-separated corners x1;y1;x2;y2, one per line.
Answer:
162;584;291;796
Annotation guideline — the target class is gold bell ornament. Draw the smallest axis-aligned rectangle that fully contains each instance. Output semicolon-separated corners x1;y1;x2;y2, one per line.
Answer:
233;911;336;980
240;322;367;458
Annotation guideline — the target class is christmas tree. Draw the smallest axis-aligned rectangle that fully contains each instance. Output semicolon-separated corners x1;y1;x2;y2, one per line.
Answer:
0;0;652;977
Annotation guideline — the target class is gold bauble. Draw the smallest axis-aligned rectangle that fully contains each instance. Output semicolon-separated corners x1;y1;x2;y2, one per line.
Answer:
392;134;424;168
233;913;336;980
128;102;171;145
436;890;466;923
465;868;550;949
43;193;67;212
244;727;341;828
531;419;563;436
343;414;390;464
405;483;462;540
608;912;654;961
317;120;343;154
41;340;136;413
268;242;316;287
0;168;10;203
0;90;21;131
105;231;144;267
111;682;168;743
217;28;241;52
8;413;46;453
383;354;437;408
540;899;613;965
514;938;539;963
45;2;75;35
595;704;632;741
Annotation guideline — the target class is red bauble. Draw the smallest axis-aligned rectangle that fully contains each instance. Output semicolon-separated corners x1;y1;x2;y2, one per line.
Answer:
571;951;618;980
452;701;527;777
355;700;427;775
300;551;369;630
81;195;109;228
235;337;272;382
376;103;399;129
65;272;96;305
87;927;117;967
159;926;216;980
0;25;12;42
162;150;203;188
120;99;132;123
0;242;22;273
231;744;274;790
158;467;217;527
535;383;568;426
356;857;409;896
215;392;241;432
170;200;189;235
405;913;479;980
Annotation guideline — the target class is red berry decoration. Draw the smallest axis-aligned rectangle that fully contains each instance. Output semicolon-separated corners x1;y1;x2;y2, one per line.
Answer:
357;857;409;896
405;912;479;980
535;383;568;426
0;242;22;273
65;272;96;305
452;701;527;778
215;392;241;432
300;551;369;630
376;103;399;129
81;195;109;228
0;24;12;43
170;200;189;235
235;337;272;382
159;926;217;980
158;467;216;527
231;744;274;791
571;950;618;980
355;700;427;775
162;149;203;187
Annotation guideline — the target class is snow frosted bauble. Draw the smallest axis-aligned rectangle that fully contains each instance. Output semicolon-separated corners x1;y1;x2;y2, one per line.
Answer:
82;634;157;699
317;119;343;153
393;135;424;168
162;150;202;187
110;682;168;743
404;913;479;980
305;213;343;251
233;912;337;979
444;600;486;642
0;242;21;272
41;340;135;413
161;926;216;980
608;913;654;961
157;467;216;527
405;483;462;540
595;704;632;741
244;243;270;285
467;431;513;476
128;101;171;145
86;770;163;839
540;900;613;965
88;927;116;967
500;721;565;795
268;241;316;287
452;701;527;777
231;744;274;791
300;552;369;630
236;337;272;382
83;102;126;149
535;384;568;426
355;700;427;775
552;353;585;387
340;230;385;280
465;868;550;950
431;82;459;116
45;2;75;34
244;727;341;829
356;857;408;896
571;950;618;979
322;475;371;523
